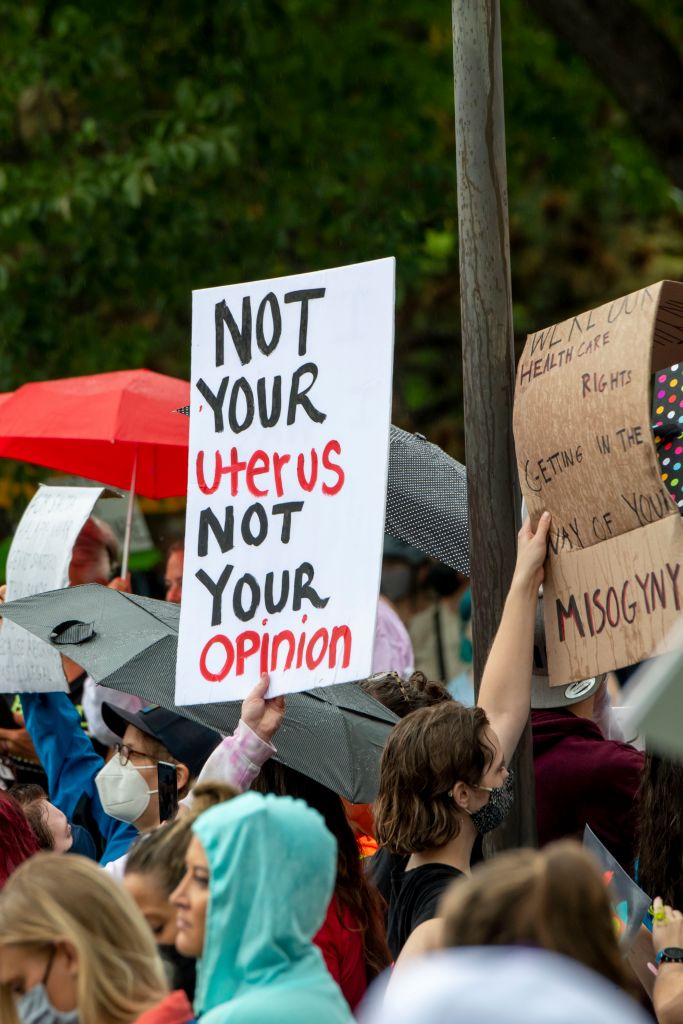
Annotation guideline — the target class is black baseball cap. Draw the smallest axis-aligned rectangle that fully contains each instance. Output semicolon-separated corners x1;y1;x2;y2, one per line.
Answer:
102;702;221;778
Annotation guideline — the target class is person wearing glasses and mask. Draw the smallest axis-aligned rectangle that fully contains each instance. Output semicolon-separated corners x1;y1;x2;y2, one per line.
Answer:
12;674;282;870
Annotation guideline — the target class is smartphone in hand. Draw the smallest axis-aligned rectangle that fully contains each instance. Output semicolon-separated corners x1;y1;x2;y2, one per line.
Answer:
157;761;179;823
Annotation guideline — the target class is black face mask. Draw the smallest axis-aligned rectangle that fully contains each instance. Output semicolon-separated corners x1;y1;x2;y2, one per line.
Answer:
426;563;465;597
468;769;515;835
66;825;98;860
158;945;196;1001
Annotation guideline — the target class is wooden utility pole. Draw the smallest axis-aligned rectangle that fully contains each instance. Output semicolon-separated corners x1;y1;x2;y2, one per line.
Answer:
451;0;536;849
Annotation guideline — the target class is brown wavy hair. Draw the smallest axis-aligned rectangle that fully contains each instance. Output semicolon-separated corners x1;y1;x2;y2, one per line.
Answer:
374;702;493;855
252;761;391;981
638;753;683;908
440;841;635;995
11;784;54;850
361;670;452;718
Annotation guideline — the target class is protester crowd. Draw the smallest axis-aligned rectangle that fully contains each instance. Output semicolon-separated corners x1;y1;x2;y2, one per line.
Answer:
0;511;681;1024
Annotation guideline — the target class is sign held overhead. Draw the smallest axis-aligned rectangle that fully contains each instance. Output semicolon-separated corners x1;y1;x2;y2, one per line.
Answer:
176;258;395;703
514;281;683;686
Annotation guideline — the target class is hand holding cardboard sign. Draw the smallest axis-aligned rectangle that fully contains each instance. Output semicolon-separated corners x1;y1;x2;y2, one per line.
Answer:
513;511;551;594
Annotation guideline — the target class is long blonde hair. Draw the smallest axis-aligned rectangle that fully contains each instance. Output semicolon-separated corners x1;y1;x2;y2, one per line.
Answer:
0;853;167;1024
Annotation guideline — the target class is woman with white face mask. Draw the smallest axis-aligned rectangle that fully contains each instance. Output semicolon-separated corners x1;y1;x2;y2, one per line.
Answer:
0;853;195;1024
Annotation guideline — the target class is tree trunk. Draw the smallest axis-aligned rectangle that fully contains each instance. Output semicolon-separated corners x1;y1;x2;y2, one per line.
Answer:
452;0;537;850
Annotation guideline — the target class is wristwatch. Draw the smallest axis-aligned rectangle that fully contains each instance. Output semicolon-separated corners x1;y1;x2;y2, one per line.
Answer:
655;947;683;965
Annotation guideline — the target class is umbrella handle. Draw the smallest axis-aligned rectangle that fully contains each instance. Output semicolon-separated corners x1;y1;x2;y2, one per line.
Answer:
121;451;138;580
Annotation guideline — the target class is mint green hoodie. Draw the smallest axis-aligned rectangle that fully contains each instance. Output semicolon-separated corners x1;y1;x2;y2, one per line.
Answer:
192;792;354;1024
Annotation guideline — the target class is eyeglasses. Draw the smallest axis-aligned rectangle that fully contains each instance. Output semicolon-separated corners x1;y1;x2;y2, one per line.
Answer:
114;742;157;767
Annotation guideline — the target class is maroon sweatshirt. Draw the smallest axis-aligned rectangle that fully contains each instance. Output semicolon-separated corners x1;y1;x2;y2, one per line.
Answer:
532;709;644;872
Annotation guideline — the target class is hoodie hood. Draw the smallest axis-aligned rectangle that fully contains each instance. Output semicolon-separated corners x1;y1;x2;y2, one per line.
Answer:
192;791;337;1018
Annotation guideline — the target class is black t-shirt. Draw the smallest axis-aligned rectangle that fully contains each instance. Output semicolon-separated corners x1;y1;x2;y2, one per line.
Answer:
387;862;464;959
367;846;408;909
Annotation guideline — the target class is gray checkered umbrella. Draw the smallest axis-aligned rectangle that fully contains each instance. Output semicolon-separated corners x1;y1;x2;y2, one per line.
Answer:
0;585;397;802
177;408;469;574
386;426;469;576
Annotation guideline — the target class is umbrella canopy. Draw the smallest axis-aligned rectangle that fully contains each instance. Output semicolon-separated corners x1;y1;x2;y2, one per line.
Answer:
0;369;189;498
0;585;397;802
386;425;469;575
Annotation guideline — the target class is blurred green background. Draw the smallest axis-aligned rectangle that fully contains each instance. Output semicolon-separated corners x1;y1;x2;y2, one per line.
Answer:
0;0;681;520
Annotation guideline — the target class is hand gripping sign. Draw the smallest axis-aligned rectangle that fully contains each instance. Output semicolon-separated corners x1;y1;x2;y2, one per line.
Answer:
176;258;395;703
514;281;683;686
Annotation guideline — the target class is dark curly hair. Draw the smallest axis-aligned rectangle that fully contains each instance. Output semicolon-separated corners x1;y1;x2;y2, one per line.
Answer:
638;753;683;908
361;670;452;718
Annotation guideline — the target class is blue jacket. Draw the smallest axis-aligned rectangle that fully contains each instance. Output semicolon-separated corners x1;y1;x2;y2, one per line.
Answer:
192;792;353;1024
21;691;136;865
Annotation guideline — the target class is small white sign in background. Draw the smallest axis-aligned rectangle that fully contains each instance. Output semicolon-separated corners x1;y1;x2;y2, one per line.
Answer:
176;257;395;702
0;485;113;692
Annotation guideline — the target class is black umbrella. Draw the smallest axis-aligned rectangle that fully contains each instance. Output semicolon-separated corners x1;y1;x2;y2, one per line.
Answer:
386;425;469;575
0;585;397;802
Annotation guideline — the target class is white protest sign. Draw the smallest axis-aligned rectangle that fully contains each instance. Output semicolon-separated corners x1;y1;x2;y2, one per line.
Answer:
50;475;154;555
0;485;113;692
176;257;395;702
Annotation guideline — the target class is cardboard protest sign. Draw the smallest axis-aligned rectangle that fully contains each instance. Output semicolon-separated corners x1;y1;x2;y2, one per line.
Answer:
0;485;116;692
514;281;683;685
176;258;395;703
583;825;651;953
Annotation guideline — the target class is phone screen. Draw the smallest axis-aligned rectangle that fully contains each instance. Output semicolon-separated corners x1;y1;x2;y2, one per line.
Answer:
0;698;17;731
157;761;179;823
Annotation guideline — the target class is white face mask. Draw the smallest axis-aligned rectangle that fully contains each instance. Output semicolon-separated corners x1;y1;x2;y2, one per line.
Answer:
17;983;79;1024
95;754;158;825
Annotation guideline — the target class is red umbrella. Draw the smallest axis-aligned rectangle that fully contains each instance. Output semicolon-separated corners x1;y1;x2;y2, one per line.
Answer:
0;369;190;572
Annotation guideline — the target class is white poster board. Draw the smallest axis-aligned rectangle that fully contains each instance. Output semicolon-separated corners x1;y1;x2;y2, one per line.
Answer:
50;475;154;554
0;485;112;692
176;257;395;702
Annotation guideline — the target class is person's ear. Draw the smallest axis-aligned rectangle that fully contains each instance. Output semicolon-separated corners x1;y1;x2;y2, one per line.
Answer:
176;762;190;793
450;781;473;812
59;940;80;976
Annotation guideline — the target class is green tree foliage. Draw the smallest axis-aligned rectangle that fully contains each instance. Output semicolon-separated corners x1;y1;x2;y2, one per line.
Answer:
0;0;681;458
